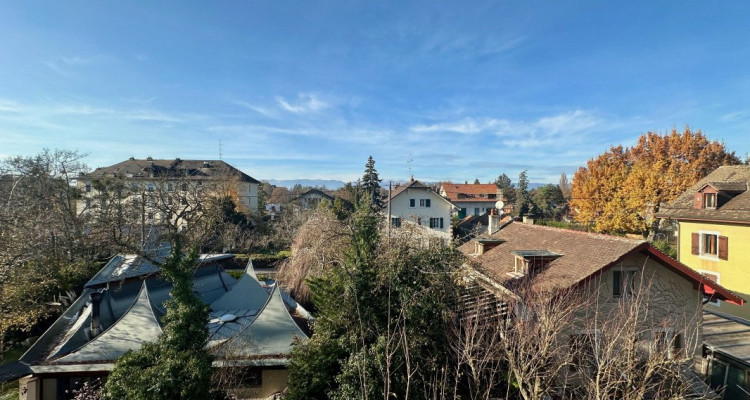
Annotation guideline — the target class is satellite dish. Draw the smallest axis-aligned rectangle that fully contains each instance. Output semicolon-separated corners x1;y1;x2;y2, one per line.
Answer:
219;314;238;323
495;200;505;209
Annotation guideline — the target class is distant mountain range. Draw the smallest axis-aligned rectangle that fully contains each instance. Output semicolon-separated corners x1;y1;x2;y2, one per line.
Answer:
265;179;348;190
265;179;547;191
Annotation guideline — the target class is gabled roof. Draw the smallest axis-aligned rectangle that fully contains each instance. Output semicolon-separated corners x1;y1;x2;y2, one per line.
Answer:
459;222;743;304
53;283;163;364
657;165;750;223
441;183;500;203
298;188;335;201
389;179;457;208
85;158;260;183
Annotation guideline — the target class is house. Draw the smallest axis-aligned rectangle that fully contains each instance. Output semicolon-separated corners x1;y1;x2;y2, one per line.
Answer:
656;165;750;320
440;183;503;218
296;188;335;210
9;250;310;400
387;179;457;236
458;219;743;390
78;158;261;226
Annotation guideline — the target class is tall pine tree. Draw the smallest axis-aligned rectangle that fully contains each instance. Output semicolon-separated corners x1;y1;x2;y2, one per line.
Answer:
515;170;531;217
361;156;382;210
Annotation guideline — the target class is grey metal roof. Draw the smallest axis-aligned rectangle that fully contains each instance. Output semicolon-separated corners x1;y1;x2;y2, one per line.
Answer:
53;283;163;364
210;262;269;312
510;250;563;258
215;284;308;358
703;310;750;367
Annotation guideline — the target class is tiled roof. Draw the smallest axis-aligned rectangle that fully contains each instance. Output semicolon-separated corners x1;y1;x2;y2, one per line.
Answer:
657;166;750;223
441;183;499;203
458;222;743;304
390;179;430;199
84;158;260;183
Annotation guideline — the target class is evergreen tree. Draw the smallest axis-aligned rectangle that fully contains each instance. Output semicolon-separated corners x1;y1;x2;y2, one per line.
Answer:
515;170;531;217
103;237;215;400
361;156;382;210
494;173;516;204
473;178;480;184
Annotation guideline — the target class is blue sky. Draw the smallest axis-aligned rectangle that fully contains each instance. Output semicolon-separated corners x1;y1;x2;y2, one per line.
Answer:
2;1;750;184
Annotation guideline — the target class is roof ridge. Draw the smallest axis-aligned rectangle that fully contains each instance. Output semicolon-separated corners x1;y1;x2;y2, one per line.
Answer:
509;222;645;244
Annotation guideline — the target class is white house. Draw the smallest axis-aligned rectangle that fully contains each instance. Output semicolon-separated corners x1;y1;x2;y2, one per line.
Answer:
387;179;457;236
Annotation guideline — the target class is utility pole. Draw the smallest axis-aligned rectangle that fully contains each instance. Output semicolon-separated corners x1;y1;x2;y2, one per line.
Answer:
387;180;392;239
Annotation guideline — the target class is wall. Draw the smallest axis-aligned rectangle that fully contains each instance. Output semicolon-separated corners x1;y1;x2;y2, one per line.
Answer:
389;188;453;235
678;220;750;319
231;368;290;398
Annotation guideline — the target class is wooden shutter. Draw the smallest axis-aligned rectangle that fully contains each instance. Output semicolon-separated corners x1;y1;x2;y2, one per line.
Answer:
693;193;703;209
691;233;700;255
718;236;728;260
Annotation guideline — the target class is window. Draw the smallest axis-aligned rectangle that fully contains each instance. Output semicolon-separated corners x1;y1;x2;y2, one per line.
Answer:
653;329;683;359
85;182;91;192
474;207;480;216
693;231;728;260
181;183;188;192
167;182;174;192
419;199;430;207
701;271;721;305
613;269;637;298
704;193;717;208
147;212;154;221
409;199;415;208
147;183;155;192
391;217;401;228
429;217;444;229
488;194;497;199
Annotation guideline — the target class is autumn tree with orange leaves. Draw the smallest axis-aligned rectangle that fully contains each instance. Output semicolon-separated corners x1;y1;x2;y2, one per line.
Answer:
570;128;741;236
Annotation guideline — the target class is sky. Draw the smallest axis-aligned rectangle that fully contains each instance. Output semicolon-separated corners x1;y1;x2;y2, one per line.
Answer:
2;1;750;184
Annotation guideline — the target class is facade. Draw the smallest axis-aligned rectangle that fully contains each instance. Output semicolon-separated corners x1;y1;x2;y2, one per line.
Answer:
387;179;456;236
439;183;502;218
657;165;750;319
296;188;335;210
78;158;261;225
10;251;309;400
458;221;742;388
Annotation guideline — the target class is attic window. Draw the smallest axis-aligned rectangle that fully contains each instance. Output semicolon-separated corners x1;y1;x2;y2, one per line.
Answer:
509;250;562;277
704;193;717;209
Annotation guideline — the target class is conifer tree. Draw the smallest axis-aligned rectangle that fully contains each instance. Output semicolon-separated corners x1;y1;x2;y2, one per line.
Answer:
515;170;531;217
103;237;214;400
361;156;382;210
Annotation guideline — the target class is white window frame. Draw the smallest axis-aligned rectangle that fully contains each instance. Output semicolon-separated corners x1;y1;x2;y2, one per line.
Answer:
699;269;721;306
698;230;721;260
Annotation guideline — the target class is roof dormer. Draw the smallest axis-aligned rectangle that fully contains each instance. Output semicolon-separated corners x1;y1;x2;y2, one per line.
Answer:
693;182;747;210
507;250;562;279
473;238;505;255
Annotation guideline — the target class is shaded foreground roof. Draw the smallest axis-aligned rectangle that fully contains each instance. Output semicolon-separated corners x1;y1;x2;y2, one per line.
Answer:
19;256;309;375
85;158;260;183
458;222;743;304
441;183;500;203
703;310;750;367
657;165;750;223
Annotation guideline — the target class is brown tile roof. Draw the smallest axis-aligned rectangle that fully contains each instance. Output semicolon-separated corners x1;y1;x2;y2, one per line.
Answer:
390;179;430;199
657;166;750;223
458;222;743;304
441;183;500;203
85;158;260;183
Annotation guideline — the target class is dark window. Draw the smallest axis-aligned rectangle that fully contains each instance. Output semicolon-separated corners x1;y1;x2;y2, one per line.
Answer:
420;199;426;207
410;199;415;207
391;217;401;228
613;270;636;298
167;182;174;192
85;183;91;192
425;198;431;208
181;183;188;191
429;217;444;229
703;234;718;256
488;194;496;199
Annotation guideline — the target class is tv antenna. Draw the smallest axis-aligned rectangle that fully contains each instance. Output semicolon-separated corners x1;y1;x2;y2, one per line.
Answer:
219;140;223;160
407;153;413;177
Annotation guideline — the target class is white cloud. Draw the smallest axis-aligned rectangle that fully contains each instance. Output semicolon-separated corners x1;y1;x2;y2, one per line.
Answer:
276;93;329;113
411;117;506;134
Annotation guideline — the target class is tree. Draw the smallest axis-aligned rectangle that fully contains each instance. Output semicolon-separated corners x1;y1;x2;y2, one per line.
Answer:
285;198;464;400
570;128;741;235
361;156;383;210
515;170;531;217
532;184;566;219
558;172;571;200
495;173;516;204
473;178;480;184
103;237;216;400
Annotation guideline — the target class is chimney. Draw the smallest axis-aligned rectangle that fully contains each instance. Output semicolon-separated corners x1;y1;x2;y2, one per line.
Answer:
488;208;499;234
90;292;102;337
522;216;535;225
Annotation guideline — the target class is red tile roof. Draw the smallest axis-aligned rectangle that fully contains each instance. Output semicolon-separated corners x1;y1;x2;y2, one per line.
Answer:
458;222;743;304
441;183;500;203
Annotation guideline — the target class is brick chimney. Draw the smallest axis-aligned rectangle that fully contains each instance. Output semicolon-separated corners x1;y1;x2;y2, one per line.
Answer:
488;208;499;234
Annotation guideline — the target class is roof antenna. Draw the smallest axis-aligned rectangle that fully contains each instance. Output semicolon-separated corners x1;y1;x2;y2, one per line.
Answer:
219;139;223;160
407;153;413;178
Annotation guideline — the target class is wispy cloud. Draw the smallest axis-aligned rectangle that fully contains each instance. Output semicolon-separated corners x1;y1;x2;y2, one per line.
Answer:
411;117;505;134
276;93;329;113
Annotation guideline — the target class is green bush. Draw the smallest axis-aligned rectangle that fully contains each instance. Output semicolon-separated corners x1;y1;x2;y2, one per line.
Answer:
651;240;677;259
